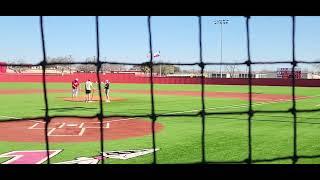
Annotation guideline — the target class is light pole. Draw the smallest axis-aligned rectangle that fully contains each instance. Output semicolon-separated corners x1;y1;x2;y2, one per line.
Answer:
159;58;162;77
213;19;229;78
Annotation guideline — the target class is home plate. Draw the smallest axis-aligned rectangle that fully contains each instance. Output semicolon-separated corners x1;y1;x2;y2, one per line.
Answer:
67;124;78;127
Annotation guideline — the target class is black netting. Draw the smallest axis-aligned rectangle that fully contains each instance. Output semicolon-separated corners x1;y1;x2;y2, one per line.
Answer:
3;16;320;164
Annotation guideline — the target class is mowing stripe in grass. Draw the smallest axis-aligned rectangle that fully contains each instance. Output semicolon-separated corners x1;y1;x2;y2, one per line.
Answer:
102;98;296;123
0;95;318;122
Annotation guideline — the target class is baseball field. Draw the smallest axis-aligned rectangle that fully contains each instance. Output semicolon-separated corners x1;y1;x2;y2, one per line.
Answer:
0;82;320;164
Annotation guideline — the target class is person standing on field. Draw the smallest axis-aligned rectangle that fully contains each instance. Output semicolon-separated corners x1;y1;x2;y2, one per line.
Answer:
85;79;94;102
72;78;80;98
104;80;110;102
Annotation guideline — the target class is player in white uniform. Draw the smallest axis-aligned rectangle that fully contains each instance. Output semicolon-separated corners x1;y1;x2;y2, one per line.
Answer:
85;79;93;102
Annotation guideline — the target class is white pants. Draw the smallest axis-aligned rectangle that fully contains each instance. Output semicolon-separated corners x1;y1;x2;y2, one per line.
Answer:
105;89;110;100
72;88;78;96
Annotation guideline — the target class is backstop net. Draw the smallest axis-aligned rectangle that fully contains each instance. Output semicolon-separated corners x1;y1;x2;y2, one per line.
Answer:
2;16;320;164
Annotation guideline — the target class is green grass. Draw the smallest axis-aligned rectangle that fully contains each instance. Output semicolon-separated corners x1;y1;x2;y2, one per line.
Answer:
1;82;320;164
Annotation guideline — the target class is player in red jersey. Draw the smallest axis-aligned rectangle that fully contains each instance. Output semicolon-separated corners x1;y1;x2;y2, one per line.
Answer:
72;78;80;98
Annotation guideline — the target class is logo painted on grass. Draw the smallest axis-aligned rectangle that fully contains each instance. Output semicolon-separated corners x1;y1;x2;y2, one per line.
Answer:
0;148;159;164
0;150;62;164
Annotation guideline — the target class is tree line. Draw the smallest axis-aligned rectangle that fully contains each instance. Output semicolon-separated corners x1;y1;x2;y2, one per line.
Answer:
8;56;181;75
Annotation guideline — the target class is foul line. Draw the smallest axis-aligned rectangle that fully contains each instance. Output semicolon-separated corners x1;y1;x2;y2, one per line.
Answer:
2;95;319;124
158;95;320;116
0;115;21;120
105;98;292;123
96;95;320;123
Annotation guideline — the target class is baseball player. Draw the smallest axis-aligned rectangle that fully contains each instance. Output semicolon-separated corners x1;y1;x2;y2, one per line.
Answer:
85;79;94;102
104;80;110;102
72;78;80;98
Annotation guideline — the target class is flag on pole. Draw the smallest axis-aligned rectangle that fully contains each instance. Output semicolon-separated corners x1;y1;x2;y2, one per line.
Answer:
154;51;160;58
147;51;160;58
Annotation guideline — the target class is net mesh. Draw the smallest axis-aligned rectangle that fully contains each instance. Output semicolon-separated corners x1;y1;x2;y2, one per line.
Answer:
1;16;320;164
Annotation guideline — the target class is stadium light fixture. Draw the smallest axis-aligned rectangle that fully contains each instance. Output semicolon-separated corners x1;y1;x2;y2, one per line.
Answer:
213;19;229;78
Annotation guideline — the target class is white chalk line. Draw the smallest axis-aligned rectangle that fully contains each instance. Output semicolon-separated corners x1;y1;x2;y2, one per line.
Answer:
47;128;56;136
58;122;66;128
106;122;110;128
1;94;320;124
30;120;44;123
5;95;320;136
27;121;111;136
66;96;314;124
104;99;290;123
25;97;317;131
78;128;86;136
79;122;84;128
106;95;320;122
0;115;21;120
28;123;39;129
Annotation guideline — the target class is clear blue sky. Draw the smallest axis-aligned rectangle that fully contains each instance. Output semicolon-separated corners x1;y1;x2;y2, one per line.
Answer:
0;16;319;71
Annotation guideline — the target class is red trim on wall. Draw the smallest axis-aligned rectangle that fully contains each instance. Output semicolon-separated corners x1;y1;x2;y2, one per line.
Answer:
0;73;319;87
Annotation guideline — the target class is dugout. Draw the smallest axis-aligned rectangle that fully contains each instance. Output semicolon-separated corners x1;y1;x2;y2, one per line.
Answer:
0;62;7;73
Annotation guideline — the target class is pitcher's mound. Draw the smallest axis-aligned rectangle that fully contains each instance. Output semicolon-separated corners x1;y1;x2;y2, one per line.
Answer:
63;96;127;102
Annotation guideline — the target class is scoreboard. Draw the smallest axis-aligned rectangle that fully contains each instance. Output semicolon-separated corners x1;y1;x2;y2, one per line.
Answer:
277;68;302;79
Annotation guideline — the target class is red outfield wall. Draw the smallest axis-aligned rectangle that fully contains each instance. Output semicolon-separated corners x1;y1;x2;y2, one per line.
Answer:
0;73;320;87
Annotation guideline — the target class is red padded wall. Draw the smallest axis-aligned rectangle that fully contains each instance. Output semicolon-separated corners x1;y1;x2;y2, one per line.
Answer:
0;73;320;87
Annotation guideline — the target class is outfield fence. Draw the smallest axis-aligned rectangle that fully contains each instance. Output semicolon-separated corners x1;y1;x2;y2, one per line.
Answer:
2;73;320;87
1;16;320;164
